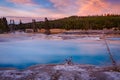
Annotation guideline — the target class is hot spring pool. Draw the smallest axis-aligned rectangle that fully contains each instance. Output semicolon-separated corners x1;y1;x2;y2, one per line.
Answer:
0;37;120;69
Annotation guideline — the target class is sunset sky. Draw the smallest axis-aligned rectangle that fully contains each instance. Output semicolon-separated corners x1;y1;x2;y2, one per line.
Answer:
0;0;120;22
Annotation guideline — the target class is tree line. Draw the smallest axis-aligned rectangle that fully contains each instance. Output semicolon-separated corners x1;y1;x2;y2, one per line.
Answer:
29;15;120;30
39;15;120;30
0;15;120;33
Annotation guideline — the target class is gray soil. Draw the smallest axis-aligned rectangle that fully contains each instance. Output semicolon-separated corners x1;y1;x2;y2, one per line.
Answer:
0;64;120;80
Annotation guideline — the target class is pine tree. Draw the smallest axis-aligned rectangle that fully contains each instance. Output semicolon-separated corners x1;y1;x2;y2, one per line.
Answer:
0;17;9;33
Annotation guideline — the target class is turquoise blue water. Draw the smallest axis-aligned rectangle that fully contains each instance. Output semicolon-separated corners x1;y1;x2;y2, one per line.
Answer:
0;38;120;69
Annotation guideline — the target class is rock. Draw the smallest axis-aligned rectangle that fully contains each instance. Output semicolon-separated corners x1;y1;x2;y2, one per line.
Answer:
0;64;120;80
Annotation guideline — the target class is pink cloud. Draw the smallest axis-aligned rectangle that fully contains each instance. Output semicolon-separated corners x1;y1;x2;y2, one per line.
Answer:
7;0;36;6
0;6;67;19
77;0;120;16
34;8;68;18
6;16;44;24
106;4;120;14
49;0;77;14
49;0;120;16
1;0;120;19
50;0;74;8
77;0;107;15
0;6;39;17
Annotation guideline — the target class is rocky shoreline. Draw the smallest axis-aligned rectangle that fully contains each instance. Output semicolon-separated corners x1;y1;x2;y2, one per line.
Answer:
0;64;120;80
0;32;120;42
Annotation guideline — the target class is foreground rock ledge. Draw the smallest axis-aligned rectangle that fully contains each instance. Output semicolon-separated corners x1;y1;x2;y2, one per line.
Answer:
0;64;120;80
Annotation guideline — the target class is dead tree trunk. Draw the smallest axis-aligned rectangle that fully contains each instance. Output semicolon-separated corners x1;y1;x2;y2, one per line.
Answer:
44;17;50;35
103;33;116;66
32;19;37;32
10;19;15;33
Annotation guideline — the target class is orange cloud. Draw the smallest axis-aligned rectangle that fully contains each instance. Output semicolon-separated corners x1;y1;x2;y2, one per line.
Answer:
77;0;120;16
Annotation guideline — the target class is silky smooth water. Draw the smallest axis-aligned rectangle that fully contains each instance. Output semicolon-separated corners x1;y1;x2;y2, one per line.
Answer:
0;37;120;69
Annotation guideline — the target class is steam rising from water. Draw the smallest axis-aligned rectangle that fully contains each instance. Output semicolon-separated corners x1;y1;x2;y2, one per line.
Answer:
0;34;120;69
